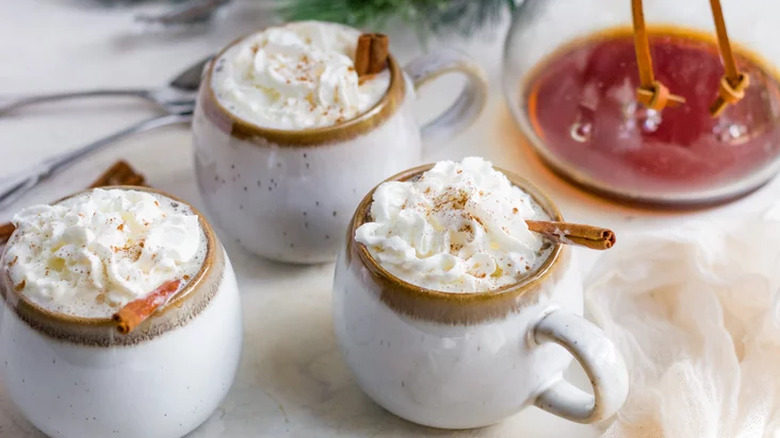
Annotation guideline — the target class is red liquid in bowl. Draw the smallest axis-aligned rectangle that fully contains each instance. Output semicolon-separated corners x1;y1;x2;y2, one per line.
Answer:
524;28;780;203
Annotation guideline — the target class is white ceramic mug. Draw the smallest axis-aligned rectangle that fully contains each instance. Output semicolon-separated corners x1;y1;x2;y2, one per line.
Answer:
333;165;629;429
0;187;243;438
192;24;488;264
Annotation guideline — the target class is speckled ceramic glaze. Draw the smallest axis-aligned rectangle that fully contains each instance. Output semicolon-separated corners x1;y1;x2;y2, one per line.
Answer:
0;187;243;438
192;26;487;264
333;165;628;429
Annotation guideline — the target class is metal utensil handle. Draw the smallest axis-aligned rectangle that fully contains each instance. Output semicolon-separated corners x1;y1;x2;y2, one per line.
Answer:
48;114;191;173
0;114;191;210
0;89;152;116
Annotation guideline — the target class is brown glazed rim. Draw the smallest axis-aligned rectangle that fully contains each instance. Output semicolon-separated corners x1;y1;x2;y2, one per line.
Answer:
0;186;217;333
347;163;570;325
202;25;406;146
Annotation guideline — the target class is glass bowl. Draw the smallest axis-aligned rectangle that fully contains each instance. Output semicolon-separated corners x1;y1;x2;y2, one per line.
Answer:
503;0;780;207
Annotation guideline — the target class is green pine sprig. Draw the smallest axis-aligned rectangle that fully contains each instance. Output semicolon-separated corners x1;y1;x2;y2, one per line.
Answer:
278;0;515;38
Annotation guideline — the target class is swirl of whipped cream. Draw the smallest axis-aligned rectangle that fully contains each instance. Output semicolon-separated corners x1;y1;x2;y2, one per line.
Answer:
4;189;205;318
212;21;390;130
355;157;552;293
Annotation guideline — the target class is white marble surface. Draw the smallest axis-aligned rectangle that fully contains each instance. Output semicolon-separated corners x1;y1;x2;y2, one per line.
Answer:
1;1;778;437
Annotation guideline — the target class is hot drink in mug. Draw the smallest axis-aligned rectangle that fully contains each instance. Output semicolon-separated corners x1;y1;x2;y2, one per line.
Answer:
333;158;628;428
192;20;487;263
0;188;243;438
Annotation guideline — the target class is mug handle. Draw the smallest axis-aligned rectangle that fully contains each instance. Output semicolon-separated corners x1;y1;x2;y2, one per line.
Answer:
532;309;629;423
403;49;488;144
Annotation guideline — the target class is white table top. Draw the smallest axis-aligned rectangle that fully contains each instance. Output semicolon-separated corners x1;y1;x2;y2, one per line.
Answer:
1;1;777;437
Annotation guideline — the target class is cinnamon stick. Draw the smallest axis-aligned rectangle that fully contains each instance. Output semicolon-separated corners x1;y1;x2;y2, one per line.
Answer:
113;279;182;334
355;33;389;77
0;160;145;245
89;160;146;188
526;220;616;251
0;223;15;245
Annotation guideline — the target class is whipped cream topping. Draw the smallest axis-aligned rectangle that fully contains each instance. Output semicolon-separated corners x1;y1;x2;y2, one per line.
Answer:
211;21;391;130
4;189;205;318
355;157;552;293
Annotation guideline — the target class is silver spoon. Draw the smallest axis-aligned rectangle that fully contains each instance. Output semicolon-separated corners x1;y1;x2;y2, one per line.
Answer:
0;106;195;211
0;57;211;209
0;57;211;208
0;103;195;209
0;56;211;116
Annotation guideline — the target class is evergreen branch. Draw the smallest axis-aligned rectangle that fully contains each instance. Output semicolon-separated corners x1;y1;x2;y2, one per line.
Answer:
277;0;514;37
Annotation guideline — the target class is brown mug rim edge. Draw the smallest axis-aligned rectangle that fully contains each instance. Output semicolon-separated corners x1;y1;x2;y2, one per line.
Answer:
348;163;567;306
0;186;218;328
202;23;406;146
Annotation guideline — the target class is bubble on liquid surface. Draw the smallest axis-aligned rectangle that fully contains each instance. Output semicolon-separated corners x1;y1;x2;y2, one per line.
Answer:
638;109;662;133
621;102;662;134
570;107;594;143
713;121;749;144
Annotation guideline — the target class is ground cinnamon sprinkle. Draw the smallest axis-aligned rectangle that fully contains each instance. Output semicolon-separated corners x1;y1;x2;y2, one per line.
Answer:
429;188;470;214
110;239;145;262
458;223;474;234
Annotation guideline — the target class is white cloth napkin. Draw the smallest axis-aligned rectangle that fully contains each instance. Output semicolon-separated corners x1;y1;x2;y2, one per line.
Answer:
585;207;780;438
